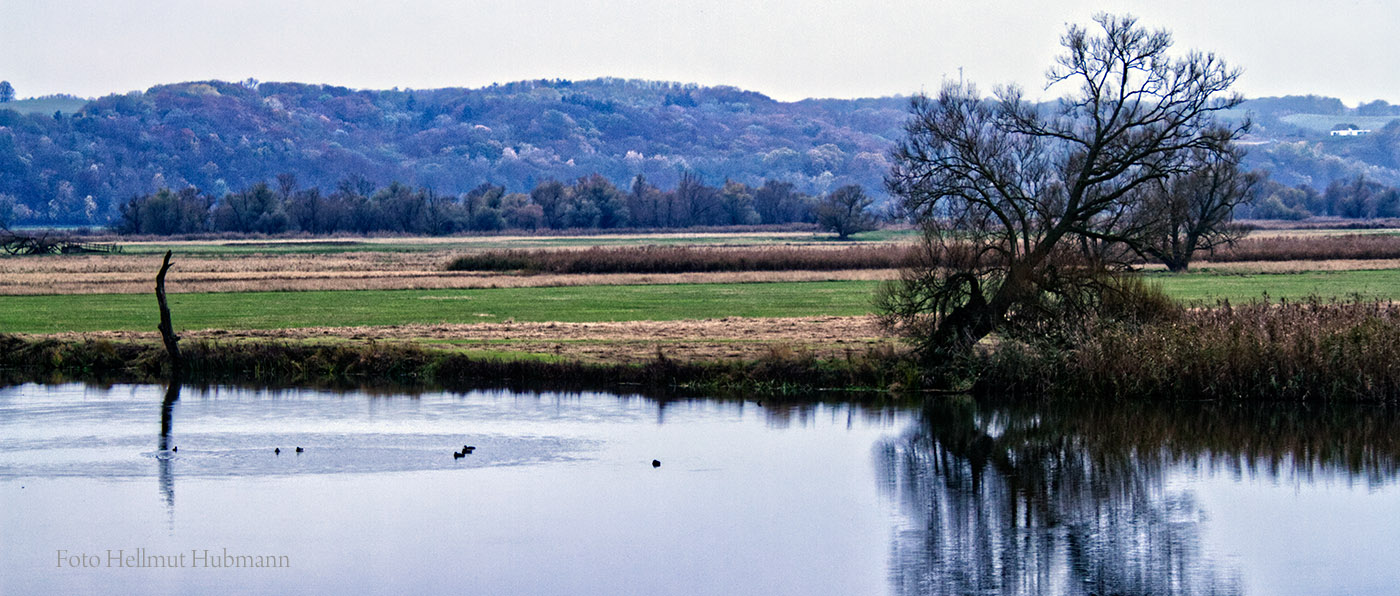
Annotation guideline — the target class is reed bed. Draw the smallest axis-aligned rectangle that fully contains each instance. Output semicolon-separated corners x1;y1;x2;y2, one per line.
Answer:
1210;234;1400;262
444;234;1400;276
981;297;1400;401
446;244;917;274
6;297;1400;402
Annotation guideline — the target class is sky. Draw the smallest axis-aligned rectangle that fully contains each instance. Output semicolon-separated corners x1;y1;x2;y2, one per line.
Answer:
2;0;1396;105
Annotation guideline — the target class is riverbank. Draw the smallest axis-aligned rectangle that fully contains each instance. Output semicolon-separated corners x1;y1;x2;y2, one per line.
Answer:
0;332;913;398
6;296;1399;401
5;230;1400;401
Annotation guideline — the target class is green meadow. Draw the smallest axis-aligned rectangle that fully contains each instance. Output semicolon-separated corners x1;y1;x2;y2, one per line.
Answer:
0;281;880;334
3;268;1400;335
0;95;89;116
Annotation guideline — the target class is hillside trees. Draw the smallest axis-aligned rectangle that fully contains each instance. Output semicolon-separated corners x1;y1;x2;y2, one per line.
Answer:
12;76;1400;227
0;79;901;225
0;194;25;229
880;14;1245;362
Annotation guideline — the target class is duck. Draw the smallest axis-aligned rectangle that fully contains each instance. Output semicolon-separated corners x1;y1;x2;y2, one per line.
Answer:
652;459;661;468
462;445;475;454
453;451;465;459
274;448;281;455
295;447;304;453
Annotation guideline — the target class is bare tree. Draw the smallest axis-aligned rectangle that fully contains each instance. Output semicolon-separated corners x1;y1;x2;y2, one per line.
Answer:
1135;141;1260;272
816;185;877;239
881;14;1243;362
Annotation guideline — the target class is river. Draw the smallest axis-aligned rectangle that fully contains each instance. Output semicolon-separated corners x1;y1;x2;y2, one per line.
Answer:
1;383;1397;595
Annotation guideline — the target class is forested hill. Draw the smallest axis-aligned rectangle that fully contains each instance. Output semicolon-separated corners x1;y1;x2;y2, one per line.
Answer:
0;78;905;225
3;77;1400;226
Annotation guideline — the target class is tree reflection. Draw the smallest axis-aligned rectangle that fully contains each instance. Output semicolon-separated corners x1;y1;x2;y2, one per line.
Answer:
880;399;1400;596
157;381;179;517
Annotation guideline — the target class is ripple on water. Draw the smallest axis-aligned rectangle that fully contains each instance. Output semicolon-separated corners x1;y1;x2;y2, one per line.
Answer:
0;432;595;479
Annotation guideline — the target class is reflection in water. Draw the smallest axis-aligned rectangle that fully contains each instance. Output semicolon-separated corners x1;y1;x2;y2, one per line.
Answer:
880;399;1400;596
157;381;179;519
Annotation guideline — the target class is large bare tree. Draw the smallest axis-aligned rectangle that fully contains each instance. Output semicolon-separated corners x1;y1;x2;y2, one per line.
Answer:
881;14;1244;362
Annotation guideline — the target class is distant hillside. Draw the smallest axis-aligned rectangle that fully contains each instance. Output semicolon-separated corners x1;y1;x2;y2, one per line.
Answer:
0;94;89;116
0;78;905;225
2;78;1400;226
1230;95;1400;188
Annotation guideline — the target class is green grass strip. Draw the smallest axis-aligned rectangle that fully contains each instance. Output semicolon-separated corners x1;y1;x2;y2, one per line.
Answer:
1148;269;1400;304
0;281;881;334
4;269;1400;335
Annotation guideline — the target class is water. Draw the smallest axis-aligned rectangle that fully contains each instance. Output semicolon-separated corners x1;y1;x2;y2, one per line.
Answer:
1;384;1399;595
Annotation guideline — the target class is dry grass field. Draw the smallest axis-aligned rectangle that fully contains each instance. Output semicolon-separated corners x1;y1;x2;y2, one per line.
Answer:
0;251;899;295
1;232;908;295
6;229;1400;367
44;316;892;363
7;230;1400;295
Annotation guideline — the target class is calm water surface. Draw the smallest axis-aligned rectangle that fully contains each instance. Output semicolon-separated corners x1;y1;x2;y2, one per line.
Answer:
1;383;1398;595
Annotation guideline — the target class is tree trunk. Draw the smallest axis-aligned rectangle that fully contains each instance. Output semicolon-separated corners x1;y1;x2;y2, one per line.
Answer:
155;250;183;375
926;266;1036;362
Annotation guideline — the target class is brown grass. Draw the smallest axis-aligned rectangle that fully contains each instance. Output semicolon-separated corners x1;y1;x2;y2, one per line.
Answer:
0;251;899;295
6;231;1400;296
1187;258;1400;273
30;316;894;363
1211;234;1400;262
446;245;916;274
981;297;1400;401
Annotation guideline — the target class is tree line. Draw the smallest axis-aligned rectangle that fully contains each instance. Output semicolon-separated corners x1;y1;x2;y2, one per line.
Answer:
1250;175;1400;220
115;173;879;236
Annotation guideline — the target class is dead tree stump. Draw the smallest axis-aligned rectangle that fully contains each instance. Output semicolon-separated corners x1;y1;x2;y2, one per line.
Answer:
155;250;183;375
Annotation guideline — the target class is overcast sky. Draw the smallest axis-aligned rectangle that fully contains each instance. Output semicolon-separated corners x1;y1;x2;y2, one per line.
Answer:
3;0;1395;105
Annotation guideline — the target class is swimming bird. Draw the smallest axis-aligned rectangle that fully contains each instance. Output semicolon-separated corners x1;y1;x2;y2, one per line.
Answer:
463;445;475;454
295;447;304;453
652;459;661;468
171;446;178;452
453;451;464;459
274;448;280;455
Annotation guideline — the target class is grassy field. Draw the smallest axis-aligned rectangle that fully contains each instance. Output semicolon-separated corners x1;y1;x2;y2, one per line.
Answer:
0;96;89;115
1281;113;1400;133
4;268;1400;334
0;281;882;334
1149;269;1400;303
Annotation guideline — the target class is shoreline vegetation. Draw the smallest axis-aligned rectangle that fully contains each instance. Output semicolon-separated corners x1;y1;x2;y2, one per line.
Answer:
4;295;1398;402
3;226;1400;402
